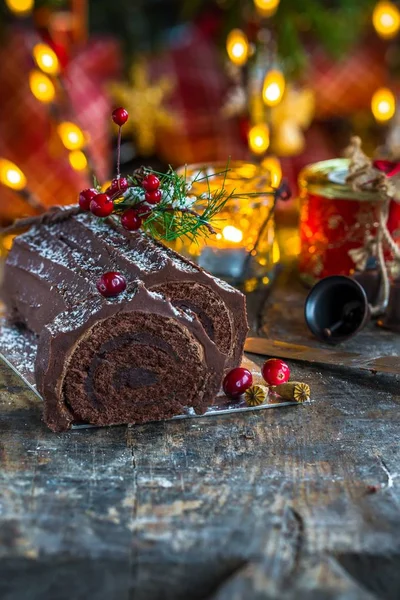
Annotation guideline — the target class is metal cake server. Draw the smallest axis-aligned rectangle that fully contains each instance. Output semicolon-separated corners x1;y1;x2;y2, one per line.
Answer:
245;337;400;376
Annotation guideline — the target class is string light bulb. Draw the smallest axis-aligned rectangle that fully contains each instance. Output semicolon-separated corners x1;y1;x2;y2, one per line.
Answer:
253;0;280;17
226;29;249;67
4;0;33;15
33;43;60;76
371;87;396;122
262;70;285;107
0;159;27;190
222;226;244;243
68;150;88;171
373;1;400;39
29;70;55;104
248;123;270;155
57;122;85;150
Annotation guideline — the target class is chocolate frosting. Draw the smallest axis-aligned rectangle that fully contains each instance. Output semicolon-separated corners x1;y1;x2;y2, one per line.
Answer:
2;209;248;368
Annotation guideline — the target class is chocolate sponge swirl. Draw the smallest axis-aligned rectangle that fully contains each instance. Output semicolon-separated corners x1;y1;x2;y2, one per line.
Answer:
2;211;248;368
35;284;225;431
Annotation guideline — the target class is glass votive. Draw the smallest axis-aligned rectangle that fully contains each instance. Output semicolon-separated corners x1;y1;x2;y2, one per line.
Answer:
174;161;279;291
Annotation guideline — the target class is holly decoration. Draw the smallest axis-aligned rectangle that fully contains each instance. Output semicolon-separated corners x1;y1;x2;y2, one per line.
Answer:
79;188;98;211
223;367;253;399
109;177;129;194
121;208;142;231
261;359;291;386
112;107;129;127
78;107;291;245
142;174;160;191
89;193;114;218
96;272;127;298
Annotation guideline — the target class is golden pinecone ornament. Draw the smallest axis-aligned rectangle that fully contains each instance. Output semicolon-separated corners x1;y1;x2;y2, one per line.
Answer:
245;384;269;407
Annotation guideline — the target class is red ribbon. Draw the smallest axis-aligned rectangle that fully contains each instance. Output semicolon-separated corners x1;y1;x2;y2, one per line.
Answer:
373;159;400;177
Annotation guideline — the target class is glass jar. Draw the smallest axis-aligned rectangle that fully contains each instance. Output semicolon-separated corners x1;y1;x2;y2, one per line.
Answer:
299;158;400;285
174;161;279;291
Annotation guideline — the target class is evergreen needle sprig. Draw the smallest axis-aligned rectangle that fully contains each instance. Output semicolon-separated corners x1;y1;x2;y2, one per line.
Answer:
111;165;236;243
92;161;291;245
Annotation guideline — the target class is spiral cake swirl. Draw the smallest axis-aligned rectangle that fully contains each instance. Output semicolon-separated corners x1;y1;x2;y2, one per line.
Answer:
35;283;225;431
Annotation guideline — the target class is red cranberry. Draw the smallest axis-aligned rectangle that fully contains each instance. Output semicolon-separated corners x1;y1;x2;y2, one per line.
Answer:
223;368;253;399
109;177;129;194
136;205;152;219
96;272;126;297
79;188;98;211
121;208;142;231
89;193;114;218
262;359;290;386
142;174;160;192
112;107;129;127
145;189;162;205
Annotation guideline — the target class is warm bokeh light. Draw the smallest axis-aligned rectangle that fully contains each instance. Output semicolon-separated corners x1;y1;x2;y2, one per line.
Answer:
222;225;244;243
226;29;249;67
58;122;85;150
274;121;305;156
248;123;270;155
373;1;400;39
4;0;33;15
33;43;60;76
101;180;112;192
262;70;285;107
69;150;88;171
261;156;282;187
0;159;27;190
371;87;396;122
29;70;55;104
253;0;280;16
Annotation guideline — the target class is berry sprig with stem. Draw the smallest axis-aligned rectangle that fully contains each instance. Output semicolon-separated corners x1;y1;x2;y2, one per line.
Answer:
78;107;291;245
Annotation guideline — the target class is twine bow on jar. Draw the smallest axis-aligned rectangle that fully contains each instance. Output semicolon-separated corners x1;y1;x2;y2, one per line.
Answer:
345;137;400;316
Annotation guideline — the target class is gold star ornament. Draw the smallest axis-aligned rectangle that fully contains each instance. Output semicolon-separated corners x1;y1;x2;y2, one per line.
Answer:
110;59;178;156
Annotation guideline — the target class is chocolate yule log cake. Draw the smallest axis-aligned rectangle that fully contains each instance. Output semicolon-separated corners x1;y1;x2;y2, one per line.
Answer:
3;209;248;368
1;211;247;431
0;106;255;431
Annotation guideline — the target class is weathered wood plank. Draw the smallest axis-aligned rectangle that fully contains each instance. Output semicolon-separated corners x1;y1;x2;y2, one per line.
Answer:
0;271;399;600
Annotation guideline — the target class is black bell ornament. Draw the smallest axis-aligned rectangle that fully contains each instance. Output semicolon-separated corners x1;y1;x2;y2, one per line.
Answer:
305;276;370;344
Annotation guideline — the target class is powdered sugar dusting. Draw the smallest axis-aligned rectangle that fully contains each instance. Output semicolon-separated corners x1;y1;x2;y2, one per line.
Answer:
0;319;38;383
76;213;199;275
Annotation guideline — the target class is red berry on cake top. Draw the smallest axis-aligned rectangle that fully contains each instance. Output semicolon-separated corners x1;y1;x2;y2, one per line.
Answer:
121;208;142;231
142;174;160;192
109;177;129;194
262;359;290;386
79;188;98;211
89;193;114;217
145;189;162;205
112;107;129;127
223;367;253;398
136;205;152;219
96;272;127;297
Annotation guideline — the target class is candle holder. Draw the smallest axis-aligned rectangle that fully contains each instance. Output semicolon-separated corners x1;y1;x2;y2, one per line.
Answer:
298;158;400;285
174;161;279;291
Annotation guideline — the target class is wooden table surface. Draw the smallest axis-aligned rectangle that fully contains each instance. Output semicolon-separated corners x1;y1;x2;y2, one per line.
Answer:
1;270;399;600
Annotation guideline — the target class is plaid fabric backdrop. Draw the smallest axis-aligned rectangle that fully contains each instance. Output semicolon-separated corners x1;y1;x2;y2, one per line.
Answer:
311;43;387;118
0;28;120;224
148;27;248;167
